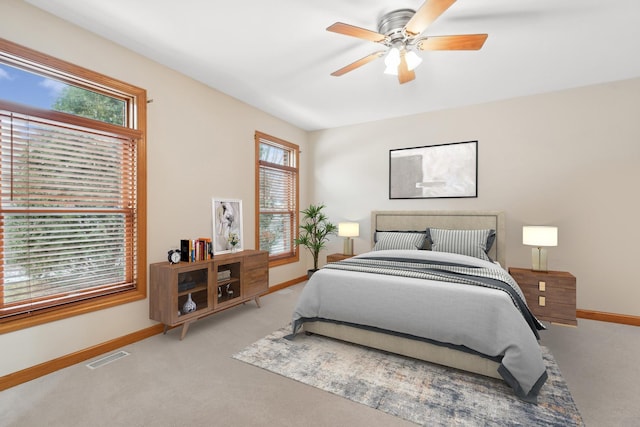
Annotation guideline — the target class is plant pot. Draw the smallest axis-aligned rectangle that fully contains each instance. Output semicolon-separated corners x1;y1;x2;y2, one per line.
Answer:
307;269;318;279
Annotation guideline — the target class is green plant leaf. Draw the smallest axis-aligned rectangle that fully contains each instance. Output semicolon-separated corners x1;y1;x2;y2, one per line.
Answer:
293;203;337;270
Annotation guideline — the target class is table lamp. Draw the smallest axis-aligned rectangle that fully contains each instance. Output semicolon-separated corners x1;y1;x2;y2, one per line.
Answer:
338;222;359;256
522;226;558;272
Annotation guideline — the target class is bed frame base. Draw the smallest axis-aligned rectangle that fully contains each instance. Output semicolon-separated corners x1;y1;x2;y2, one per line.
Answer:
302;321;502;380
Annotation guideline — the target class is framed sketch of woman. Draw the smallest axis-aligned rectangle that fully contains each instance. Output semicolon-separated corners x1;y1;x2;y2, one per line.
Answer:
212;198;243;255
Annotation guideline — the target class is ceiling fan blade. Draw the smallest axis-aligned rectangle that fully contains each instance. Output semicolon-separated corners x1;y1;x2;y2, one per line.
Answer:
327;22;386;43
331;51;385;77
417;34;488;50
397;51;416;84
405;0;457;37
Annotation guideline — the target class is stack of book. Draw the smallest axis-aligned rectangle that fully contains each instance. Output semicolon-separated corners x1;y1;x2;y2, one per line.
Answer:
180;238;212;262
217;269;231;282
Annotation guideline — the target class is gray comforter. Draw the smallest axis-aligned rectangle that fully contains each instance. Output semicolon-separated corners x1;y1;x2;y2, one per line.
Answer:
291;249;548;403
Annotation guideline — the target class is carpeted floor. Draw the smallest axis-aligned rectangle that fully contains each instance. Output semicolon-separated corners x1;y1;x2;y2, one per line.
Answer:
233;326;584;427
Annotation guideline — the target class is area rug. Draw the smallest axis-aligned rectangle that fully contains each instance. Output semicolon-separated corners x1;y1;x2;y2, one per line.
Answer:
232;326;584;426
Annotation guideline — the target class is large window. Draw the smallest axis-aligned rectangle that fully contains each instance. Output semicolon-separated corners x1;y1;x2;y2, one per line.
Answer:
255;131;299;266
0;38;146;333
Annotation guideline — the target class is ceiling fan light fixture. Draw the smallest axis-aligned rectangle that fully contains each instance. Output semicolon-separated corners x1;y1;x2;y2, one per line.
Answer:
384;47;400;66
383;64;398;75
405;51;423;71
384;48;422;75
383;47;401;75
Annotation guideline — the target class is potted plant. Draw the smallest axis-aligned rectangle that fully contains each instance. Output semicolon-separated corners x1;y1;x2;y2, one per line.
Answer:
294;204;338;277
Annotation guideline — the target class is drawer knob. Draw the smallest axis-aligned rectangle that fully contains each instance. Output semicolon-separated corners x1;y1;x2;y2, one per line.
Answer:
539;296;546;307
538;281;546;291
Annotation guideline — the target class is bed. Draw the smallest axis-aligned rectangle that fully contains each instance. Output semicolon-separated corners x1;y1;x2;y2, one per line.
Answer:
290;210;548;403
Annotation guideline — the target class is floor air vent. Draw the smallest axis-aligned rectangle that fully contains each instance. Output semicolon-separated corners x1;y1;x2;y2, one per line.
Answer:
86;350;130;369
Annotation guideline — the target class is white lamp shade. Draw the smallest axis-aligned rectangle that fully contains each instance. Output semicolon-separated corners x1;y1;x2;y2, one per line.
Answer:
384;48;400;67
522;226;558;247
383;48;400;75
405;51;422;71
338;222;359;238
383;48;422;75
383;64;398;75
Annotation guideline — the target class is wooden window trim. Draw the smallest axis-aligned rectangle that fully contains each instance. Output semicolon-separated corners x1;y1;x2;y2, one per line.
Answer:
254;131;299;268
0;38;147;334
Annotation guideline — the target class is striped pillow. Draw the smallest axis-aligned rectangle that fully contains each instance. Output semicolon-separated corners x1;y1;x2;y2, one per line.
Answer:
373;232;426;251
426;228;495;261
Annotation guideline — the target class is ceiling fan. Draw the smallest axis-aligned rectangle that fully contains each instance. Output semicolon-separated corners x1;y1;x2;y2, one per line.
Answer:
327;0;488;84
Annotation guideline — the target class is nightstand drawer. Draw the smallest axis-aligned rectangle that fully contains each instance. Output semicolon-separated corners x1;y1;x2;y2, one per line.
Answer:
522;293;576;324
520;283;576;308
531;303;576;324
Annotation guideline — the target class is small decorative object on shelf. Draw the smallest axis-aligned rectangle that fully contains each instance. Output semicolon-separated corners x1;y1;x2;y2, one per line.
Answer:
182;293;196;314
168;249;181;264
229;232;239;253
217;269;231;282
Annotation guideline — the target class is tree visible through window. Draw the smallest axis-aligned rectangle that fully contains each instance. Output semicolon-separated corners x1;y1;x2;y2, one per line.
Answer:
53;85;126;125
255;131;299;266
0;38;146;333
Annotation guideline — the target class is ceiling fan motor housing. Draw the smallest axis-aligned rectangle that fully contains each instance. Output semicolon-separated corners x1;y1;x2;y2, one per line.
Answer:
378;9;416;44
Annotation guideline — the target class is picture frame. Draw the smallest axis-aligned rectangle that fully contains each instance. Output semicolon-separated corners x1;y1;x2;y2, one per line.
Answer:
389;140;478;199
212;198;243;255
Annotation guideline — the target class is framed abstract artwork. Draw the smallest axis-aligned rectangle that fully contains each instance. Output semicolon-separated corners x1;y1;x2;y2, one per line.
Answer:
212;198;243;255
389;140;478;199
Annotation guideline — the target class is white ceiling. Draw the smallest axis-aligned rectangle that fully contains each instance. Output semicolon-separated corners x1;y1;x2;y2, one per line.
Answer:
26;0;640;131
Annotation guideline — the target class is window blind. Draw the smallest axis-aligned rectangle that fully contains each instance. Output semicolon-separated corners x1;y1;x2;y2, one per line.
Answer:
0;110;138;320
257;134;298;261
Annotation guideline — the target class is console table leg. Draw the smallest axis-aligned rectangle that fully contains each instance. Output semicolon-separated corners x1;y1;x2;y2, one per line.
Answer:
254;296;261;308
163;324;168;335
180;322;191;340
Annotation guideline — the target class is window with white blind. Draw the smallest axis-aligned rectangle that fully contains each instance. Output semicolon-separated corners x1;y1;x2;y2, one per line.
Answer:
255;131;299;266
0;38;146;333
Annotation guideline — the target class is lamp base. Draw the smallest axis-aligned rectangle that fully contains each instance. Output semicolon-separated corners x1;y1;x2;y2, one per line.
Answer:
343;238;353;256
531;247;548;272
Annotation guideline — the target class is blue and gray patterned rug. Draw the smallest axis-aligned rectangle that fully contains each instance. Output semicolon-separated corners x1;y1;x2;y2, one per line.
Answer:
233;326;584;426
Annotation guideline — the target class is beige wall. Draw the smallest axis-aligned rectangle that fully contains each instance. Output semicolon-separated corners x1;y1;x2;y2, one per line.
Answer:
310;78;640;316
0;0;309;376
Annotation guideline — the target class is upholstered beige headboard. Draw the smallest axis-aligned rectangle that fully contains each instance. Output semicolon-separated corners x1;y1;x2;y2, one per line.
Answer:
371;210;506;266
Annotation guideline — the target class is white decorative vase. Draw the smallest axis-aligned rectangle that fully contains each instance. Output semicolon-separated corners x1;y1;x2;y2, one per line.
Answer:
182;293;196;314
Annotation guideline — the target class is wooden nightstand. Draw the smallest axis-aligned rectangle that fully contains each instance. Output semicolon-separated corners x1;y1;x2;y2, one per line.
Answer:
327;253;354;263
508;267;577;326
